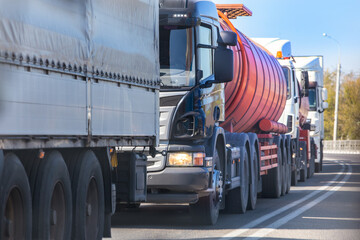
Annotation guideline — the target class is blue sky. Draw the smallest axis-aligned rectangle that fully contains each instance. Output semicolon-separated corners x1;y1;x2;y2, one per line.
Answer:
213;0;360;74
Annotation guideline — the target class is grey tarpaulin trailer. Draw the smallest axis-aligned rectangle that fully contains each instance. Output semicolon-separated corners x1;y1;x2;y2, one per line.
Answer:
0;0;159;239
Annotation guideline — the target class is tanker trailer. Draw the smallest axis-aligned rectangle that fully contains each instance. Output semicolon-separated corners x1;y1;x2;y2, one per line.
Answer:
145;1;292;225
251;38;317;184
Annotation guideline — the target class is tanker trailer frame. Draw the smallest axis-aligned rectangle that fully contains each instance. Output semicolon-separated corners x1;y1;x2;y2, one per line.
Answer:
145;1;292;226
0;1;159;239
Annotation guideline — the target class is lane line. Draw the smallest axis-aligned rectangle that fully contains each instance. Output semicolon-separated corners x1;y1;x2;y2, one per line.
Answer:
221;162;346;239
302;216;360;221
243;164;352;240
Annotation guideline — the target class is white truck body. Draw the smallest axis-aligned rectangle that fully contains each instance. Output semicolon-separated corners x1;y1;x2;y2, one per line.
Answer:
293;56;327;165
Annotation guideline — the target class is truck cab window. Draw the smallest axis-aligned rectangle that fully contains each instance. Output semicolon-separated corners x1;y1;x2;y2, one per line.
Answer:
198;25;213;81
160;26;196;88
282;67;291;99
308;88;317;111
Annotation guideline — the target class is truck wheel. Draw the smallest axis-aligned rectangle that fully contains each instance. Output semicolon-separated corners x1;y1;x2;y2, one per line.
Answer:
69;151;104;239
285;143;291;194
315;162;320;173
190;147;222;225
225;147;249;213
315;140;323;173
280;144;286;196
300;162;307;182
31;151;72;240
247;148;258;210
291;168;298;186
307;156;314;178
0;154;32;240
262;147;281;198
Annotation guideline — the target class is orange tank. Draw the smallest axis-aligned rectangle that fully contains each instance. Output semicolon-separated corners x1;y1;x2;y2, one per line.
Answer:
218;11;287;134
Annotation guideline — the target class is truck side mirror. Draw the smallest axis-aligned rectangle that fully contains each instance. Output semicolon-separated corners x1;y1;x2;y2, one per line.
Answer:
300;71;309;97
214;46;234;83
322;88;328;101
218;31;237;46
322;102;328;110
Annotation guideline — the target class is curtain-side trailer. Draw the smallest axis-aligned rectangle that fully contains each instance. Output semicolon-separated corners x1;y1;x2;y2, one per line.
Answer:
0;1;159;239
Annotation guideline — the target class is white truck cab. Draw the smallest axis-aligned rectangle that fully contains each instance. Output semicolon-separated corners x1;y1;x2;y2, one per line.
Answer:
293;56;328;171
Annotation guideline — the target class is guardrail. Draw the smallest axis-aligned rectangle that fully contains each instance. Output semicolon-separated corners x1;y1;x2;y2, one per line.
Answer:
323;140;360;154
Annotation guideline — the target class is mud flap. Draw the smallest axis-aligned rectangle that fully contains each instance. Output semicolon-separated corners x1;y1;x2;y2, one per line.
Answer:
116;152;147;203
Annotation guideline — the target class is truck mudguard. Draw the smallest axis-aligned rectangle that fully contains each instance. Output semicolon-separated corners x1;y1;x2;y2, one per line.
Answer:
0;150;3;181
205;126;226;166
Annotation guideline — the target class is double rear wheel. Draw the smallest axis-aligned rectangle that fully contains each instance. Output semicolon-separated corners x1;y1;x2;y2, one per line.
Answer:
0;154;32;240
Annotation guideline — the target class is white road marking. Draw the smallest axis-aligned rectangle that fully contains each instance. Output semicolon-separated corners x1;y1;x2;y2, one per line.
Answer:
243;164;352;240
221;162;347;239
302;216;360;221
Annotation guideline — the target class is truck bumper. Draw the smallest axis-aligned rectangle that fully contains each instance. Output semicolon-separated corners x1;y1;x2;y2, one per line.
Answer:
147;167;210;192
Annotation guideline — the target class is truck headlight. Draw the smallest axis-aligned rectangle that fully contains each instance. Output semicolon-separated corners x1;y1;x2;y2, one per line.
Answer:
167;152;205;166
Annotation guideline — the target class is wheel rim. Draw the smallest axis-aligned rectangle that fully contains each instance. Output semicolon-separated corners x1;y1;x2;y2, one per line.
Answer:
85;177;99;240
2;188;24;240
50;182;66;240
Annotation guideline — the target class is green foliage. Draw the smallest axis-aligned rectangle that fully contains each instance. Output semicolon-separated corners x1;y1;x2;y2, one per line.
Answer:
324;70;360;140
323;70;336;140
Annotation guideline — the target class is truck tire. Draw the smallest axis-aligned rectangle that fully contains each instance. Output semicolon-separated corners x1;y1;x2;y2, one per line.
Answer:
280;143;286;196
0;153;32;240
315;162;320;173
300;165;307;182
299;142;307;182
225;147;249;214
307;156;314;178
68;150;104;239
31;151;72;240
247;147;258;210
291;168;298;186
262;147;281;198
285;140;291;194
190;147;223;225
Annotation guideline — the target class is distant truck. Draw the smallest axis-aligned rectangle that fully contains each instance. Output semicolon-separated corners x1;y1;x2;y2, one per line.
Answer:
252;38;326;184
0;0;159;239
293;56;328;172
143;1;303;225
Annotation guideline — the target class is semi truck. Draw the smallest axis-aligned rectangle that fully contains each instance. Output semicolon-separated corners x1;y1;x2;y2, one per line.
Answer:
145;1;298;225
251;38;325;183
293;56;328;172
0;0;161;239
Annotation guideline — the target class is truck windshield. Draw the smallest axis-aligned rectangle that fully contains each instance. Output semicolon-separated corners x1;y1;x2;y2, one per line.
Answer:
282;67;291;99
160;26;195;89
308;88;317;111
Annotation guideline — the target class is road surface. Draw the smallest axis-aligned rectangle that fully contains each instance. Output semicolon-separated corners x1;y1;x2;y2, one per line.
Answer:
110;153;360;240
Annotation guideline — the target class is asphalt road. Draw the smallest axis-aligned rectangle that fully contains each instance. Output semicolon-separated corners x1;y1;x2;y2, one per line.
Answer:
110;153;360;240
